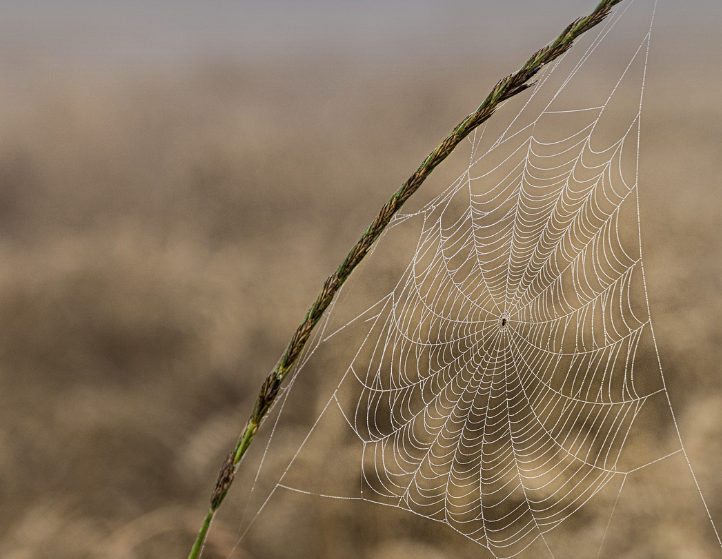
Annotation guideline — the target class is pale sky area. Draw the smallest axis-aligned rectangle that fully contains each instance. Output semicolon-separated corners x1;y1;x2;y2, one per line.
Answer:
1;0;720;72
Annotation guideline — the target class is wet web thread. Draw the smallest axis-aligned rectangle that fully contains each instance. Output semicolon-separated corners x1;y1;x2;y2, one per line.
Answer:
237;1;721;557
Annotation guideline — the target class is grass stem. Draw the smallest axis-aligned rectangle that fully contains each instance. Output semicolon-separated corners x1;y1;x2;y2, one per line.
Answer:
187;1;625;556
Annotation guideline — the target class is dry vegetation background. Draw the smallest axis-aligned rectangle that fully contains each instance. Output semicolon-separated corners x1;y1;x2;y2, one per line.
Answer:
0;2;720;558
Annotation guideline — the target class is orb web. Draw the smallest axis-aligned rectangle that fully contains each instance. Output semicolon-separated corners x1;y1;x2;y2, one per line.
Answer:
234;1;721;557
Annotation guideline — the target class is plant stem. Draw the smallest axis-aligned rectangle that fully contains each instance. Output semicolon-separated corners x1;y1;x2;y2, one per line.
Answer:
187;1;625;556
187;511;213;559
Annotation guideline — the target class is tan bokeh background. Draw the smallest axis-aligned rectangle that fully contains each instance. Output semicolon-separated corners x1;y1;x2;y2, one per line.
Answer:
0;1;720;558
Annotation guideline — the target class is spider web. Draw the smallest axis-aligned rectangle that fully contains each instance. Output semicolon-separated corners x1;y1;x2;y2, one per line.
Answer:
232;1;721;557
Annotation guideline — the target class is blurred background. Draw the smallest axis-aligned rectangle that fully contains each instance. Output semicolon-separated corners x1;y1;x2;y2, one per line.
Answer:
0;1;720;558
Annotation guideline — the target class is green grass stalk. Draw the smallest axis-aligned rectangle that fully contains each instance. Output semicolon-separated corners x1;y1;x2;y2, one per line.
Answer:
188;1;625;556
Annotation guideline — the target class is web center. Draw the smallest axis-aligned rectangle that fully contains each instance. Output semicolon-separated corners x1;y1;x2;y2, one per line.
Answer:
499;313;509;329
